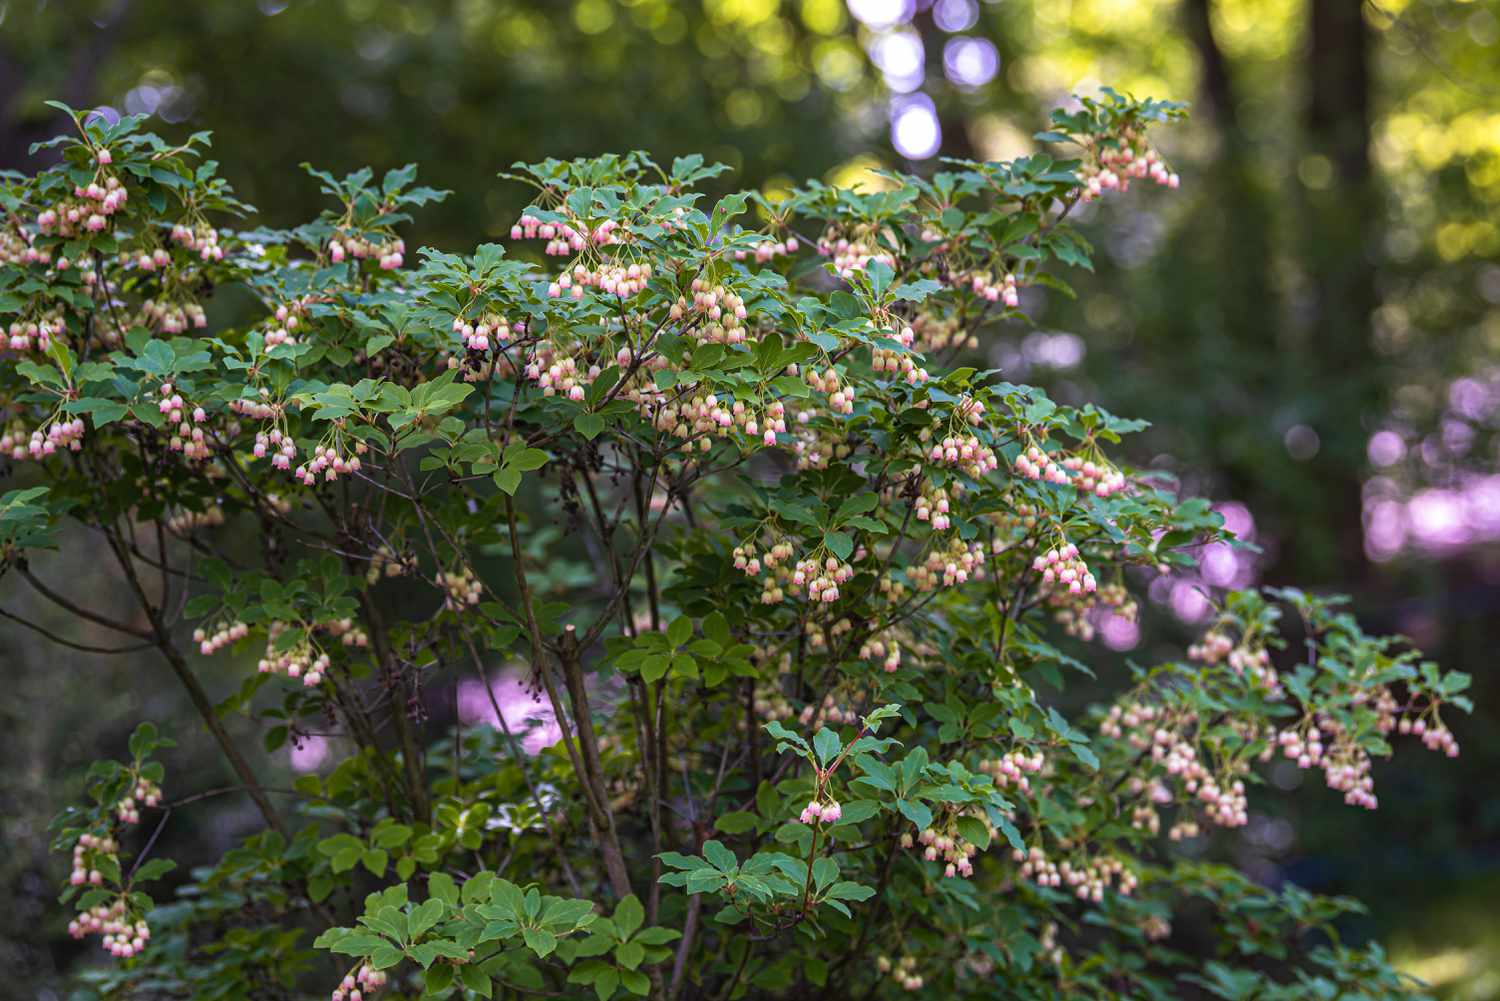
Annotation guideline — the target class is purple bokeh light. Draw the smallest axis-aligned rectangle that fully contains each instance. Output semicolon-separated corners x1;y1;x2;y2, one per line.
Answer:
458;674;563;754
943;36;999;87
890;94;942;159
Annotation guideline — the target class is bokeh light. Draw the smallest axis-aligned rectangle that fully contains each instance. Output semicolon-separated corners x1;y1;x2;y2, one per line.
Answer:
890;93;941;159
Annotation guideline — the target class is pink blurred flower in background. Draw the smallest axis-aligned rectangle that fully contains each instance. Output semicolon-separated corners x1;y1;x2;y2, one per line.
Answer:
457;673;562;754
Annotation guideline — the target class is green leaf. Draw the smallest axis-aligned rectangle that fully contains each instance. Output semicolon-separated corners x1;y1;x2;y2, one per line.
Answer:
593;967;621;1000
493;467;522;495
666;616;692;647
812;727;842;766
823;531;854;561
640;655;669;684
460;964;493;998
613;894;644;939
701;840;737;873
896;799;933;831
833;493;879;523
771;375;810;398
711;191;750;233
362;848;389;877
428;872;459;907
408;897;445;939
955;816;991;852
715;810;758;834
615;939;645;970
826;881;876;902
509;447;549;471
522;926;558;958
574;413;606;440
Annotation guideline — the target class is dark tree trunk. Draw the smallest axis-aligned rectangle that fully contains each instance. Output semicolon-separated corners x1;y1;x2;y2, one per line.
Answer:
1300;0;1378;582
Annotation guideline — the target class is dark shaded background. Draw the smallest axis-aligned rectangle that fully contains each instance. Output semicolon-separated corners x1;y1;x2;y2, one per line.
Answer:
3;0;1498;996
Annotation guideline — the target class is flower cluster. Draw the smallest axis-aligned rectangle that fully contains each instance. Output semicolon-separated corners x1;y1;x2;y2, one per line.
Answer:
130;247;174;273
796;691;862;728
452;312;519;352
978;750;1045;793
965;270;1020;307
1189;628;1279;693
907;311;975;354
1060;455;1127;498
669;280;750;345
6;314;64;351
140;297;207;333
512;213;627;255
1400;714;1461;757
908;538;985;591
732;234;798;264
68;895;151;959
1014;846;1137;902
1051;581;1137;642
905;815;991;879
816;224;896;279
1031;542;1097;595
294;439;367;485
438;567;483;610
1013;444;1068;484
256;622;333;687
170;222;225;261
859;629;904;673
801;364;856;415
329;232;404;270
733;538;795;578
1079;125;1179;203
527;352;595;400
871;332;930;386
799;798;843;825
114;775;162;825
914;486;953;531
331;963;389;1001
795;555;854;604
252;425;300;470
365;543;413;585
68;832;117;888
927;433;999;477
547;259;653;301
157;383;212;461
36;169;129;238
194;620;250;655
875;954;925;992
2;416;85;459
1103;701;1252;828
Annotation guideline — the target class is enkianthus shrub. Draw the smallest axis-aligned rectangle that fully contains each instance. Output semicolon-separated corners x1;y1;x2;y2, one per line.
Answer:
0;92;1468;1000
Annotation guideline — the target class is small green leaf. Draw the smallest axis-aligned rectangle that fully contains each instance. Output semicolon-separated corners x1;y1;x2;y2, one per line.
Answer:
615;939;645;970
701;840;737;873
823;531;854;561
460;964;493;998
812;727;842;766
613;894;644;939
715;811;758;834
574;413;606;440
522;926;558;958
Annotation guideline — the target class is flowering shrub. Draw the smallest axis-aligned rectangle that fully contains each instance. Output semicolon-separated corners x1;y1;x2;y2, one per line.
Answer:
2;92;1470;999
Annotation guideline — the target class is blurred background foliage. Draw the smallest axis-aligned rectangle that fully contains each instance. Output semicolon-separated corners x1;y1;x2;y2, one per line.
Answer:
2;0;1499;997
